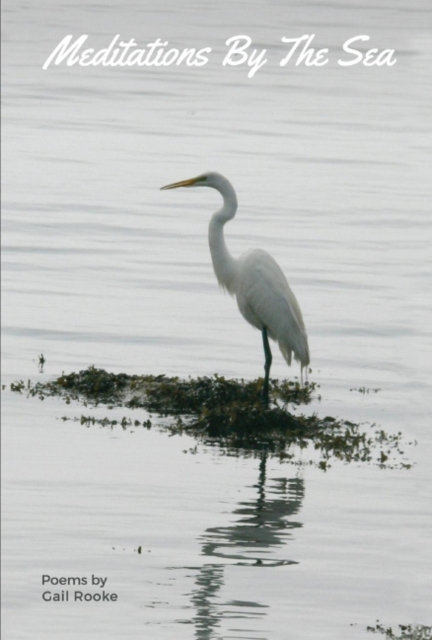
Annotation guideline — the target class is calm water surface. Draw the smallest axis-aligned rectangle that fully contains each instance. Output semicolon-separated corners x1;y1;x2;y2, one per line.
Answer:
2;1;431;638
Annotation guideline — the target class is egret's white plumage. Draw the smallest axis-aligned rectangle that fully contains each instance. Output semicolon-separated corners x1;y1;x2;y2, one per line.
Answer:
161;171;310;404
235;248;309;368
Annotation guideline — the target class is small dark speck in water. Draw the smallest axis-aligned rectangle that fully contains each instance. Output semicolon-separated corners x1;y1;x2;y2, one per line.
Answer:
38;353;45;372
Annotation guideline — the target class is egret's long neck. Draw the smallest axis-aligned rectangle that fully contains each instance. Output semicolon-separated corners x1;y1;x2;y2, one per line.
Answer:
208;179;238;295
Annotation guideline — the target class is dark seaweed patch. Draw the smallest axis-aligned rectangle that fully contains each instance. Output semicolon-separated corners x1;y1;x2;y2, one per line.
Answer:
366;621;432;639
18;366;412;468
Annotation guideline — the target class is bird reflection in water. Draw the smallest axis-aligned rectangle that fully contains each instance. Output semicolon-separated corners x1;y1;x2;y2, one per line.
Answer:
183;454;305;639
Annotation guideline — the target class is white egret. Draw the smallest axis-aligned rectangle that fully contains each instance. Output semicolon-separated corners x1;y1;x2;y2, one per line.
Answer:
161;172;310;407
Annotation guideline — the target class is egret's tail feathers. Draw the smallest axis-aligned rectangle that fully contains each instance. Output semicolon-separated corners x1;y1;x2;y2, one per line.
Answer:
278;335;310;369
278;332;310;387
300;364;309;386
278;342;293;366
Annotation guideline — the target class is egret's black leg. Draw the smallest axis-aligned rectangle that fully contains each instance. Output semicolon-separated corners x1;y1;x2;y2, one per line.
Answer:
262;326;272;408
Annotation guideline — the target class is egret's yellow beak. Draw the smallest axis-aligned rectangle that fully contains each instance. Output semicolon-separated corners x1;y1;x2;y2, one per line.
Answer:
160;176;200;190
